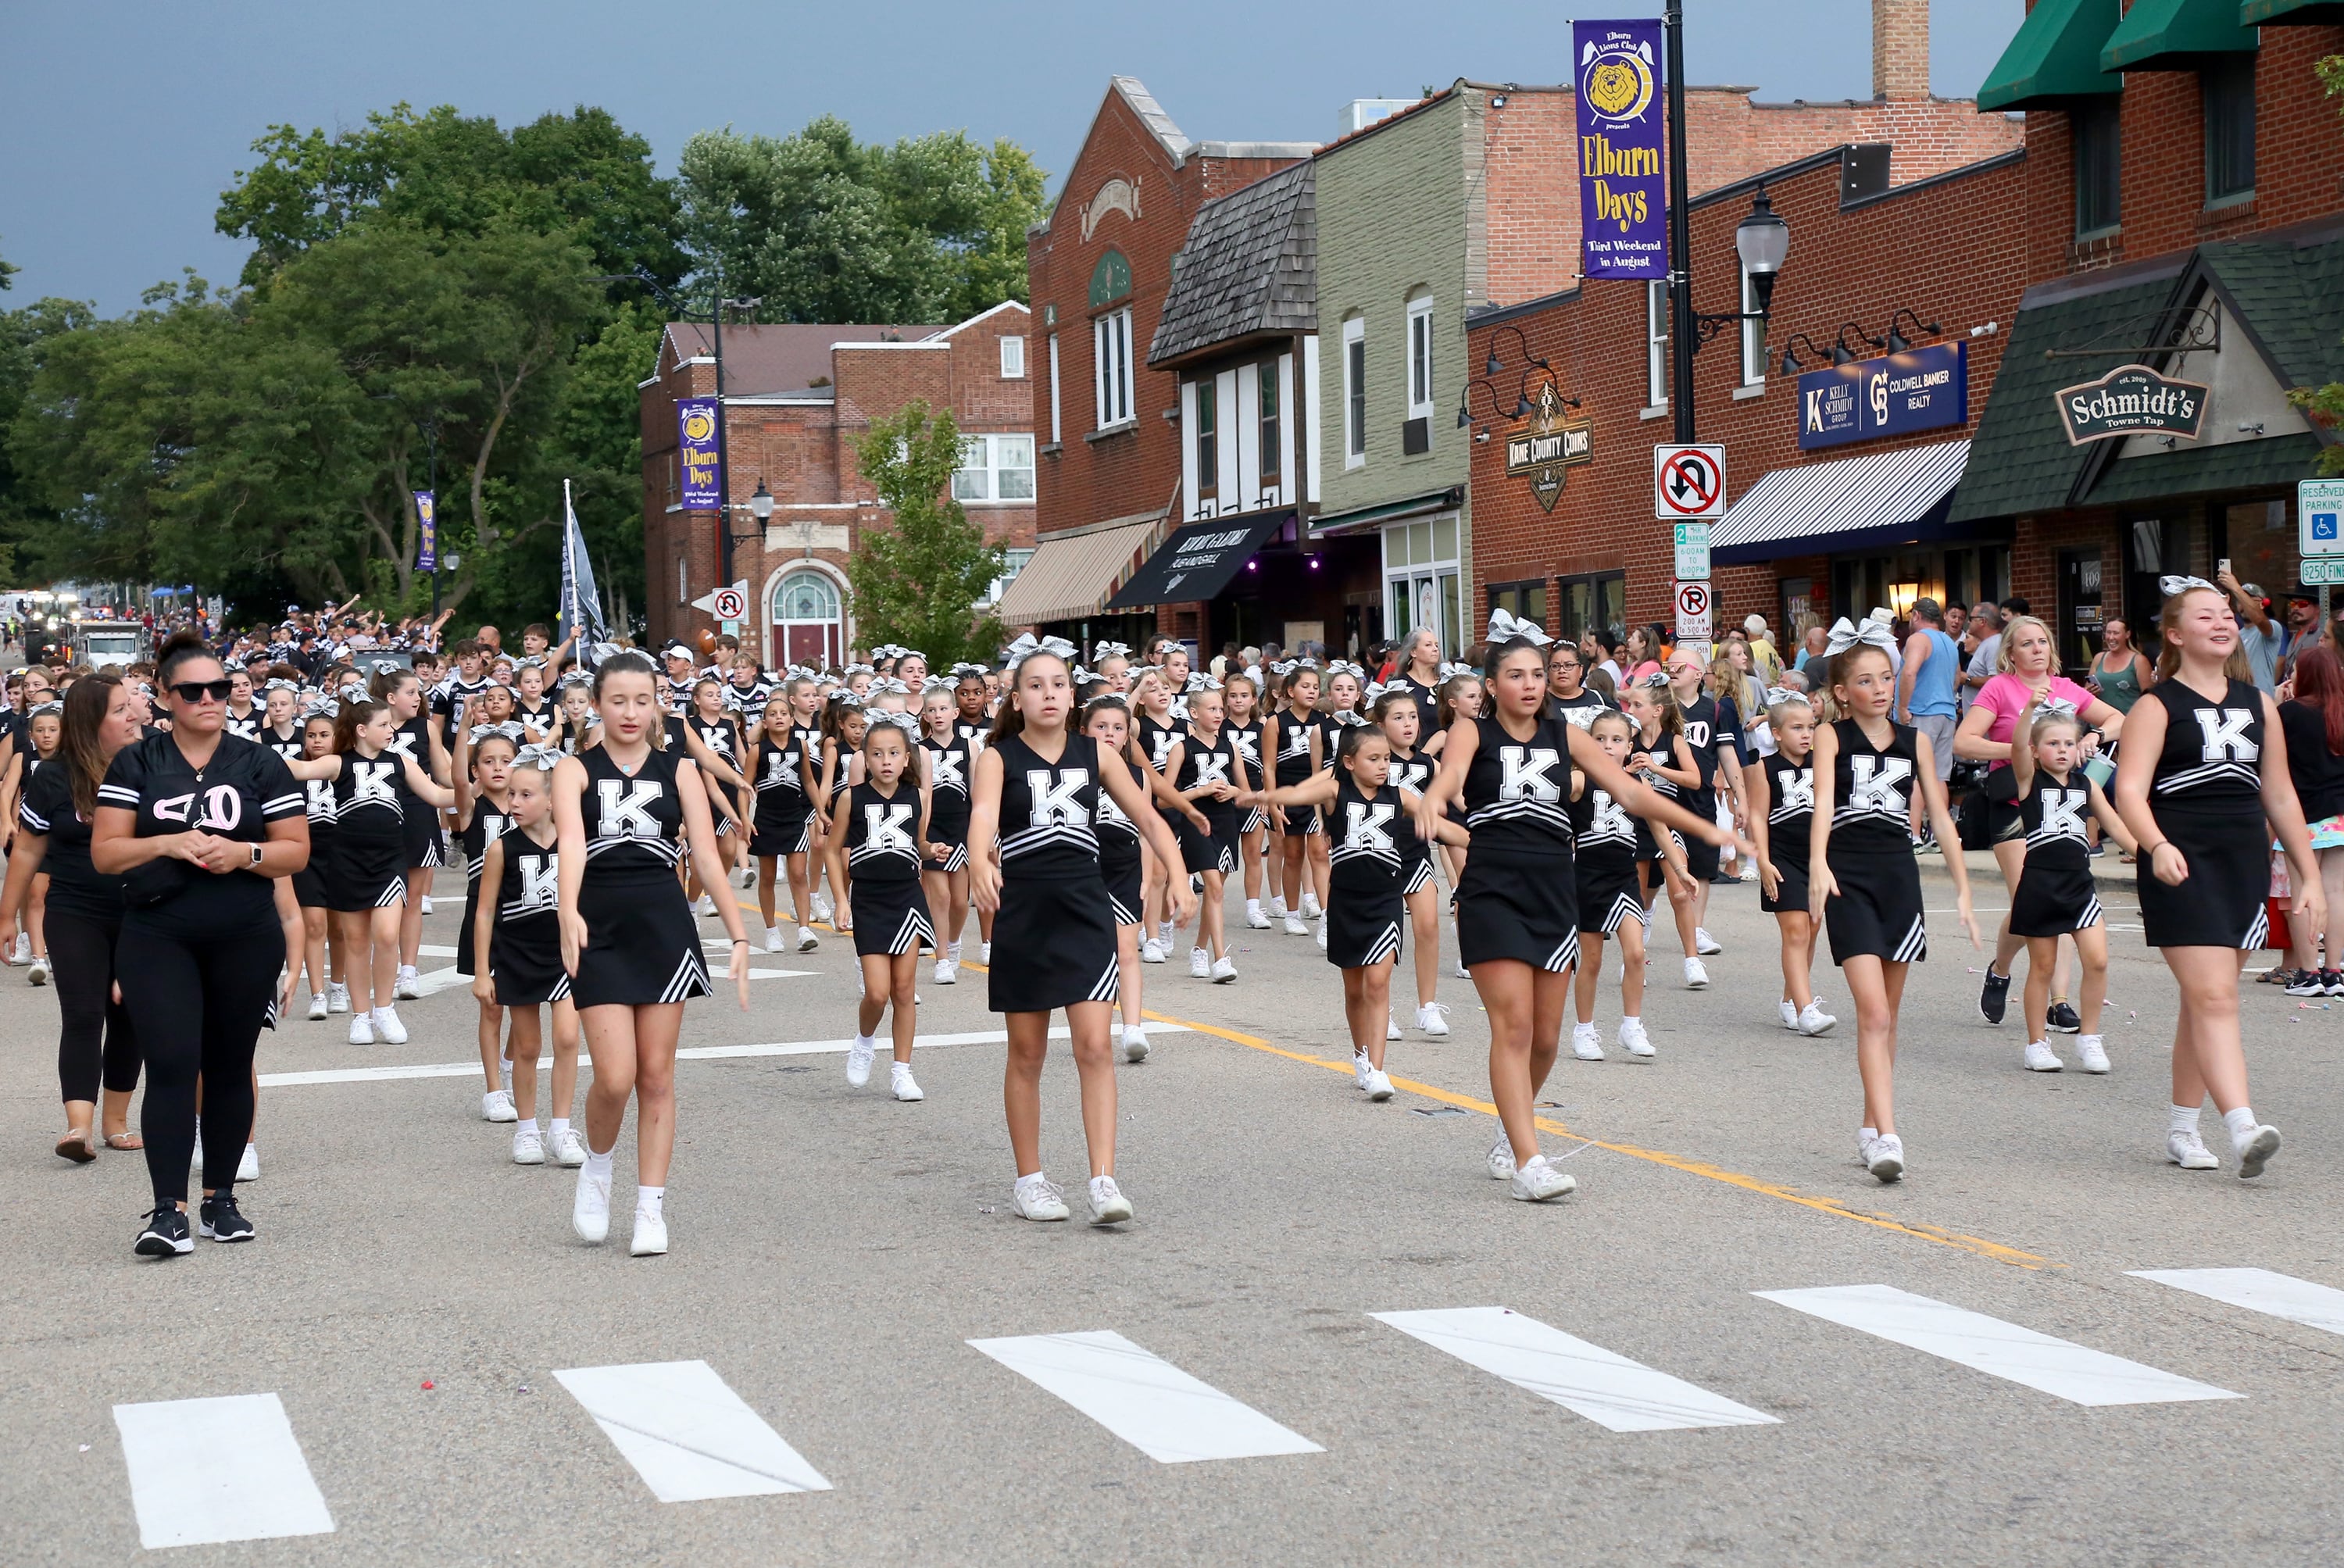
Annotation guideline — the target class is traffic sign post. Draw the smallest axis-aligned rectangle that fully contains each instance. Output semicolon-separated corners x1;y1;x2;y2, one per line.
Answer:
1673;580;1712;646
2302;559;2344;586
2300;479;2344;556
1673;520;1711;581
691;578;750;634
1655;444;1726;520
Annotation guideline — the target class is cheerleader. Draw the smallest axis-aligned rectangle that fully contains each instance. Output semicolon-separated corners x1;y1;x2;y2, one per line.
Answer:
1413;614;1730;1201
1242;717;1464;1099
1224;671;1273;929
1370;687;1449;1038
1422;670;1485;975
842;713;934;1101
1808;618;1979;1184
470;745;583;1166
810;694;869;930
952;665;993;739
452;712;522;1120
291;702;343;1018
917;686;976;981
1263;663;1326;934
1567;710;1655;1062
1749;689;1836;1036
550;677;599;755
747;692;820;953
552;651;752;1255
1090;642;1133;695
0;701;61;982
681;677;752;903
2006;691;2135;1073
1163;680;1248;982
969;636;1192;1224
2111;577;2321;1177
1082;697;1163;1061
257;679;304;755
1130;667;1189;961
1620;677;1705;983
371;666;448;1000
512;659;557;740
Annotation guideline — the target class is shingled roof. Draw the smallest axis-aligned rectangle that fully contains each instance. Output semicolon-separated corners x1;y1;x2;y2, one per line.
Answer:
1147;161;1316;368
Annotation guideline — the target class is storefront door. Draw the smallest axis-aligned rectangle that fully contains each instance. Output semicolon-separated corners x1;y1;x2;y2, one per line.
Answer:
2057;548;2104;676
770;569;843;670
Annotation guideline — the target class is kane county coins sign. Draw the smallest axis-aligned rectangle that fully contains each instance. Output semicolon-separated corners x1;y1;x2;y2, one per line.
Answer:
1504;385;1592;513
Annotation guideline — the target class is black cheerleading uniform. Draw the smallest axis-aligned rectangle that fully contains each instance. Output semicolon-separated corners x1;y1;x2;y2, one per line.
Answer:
1227;720;1267;832
1270;710;1322;835
454;802;514;975
386;714;443;870
1570;781;1645;935
1676;694;1724;881
988;730;1118;1013
260;723;306;763
327;752;410;912
749;727;813;857
1549;688;1610;730
1821;719;1928;965
292;767;335;909
487;828;569;1005
2138;677;2270;949
1388;750;1437;894
1455;712;1579;972
514;697;558;740
842;780;932;956
1095;776;1144;927
1628;738;1684;866
1757;753;1816;915
1172;726;1242;876
223;705;263;741
2008;770;2103;937
920;734;974;872
1135;713;1188;784
1325;776;1413;968
572;743;709;1006
19;763;139;1106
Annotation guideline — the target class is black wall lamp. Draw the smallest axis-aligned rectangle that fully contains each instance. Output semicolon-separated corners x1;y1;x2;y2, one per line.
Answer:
1832;321;1885;365
1482;321;1549;379
1885;309;1942;355
1456;377;1510;430
1776;333;1831;379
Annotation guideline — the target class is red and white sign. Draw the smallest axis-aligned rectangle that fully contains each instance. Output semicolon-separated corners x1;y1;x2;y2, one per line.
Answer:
692;579;750;622
1673;580;1712;645
1654;444;1726;520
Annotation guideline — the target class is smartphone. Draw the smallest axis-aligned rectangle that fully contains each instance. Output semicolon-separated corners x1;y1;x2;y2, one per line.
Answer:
2219;557;2231;577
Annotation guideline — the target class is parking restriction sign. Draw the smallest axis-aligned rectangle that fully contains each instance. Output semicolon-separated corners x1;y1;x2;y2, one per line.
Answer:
1655;445;1726;520
1674;580;1712;645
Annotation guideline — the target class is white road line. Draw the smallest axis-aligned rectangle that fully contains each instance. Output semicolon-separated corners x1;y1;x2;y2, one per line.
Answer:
1756;1284;2242;1407
1371;1306;1778;1432
2132;1268;2344;1338
259;1026;1190;1088
556;1361;829;1502
967;1330;1323;1464
113;1393;335;1549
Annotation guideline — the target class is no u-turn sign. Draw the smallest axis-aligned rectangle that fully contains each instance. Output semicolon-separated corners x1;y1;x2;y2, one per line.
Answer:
1655;444;1726;520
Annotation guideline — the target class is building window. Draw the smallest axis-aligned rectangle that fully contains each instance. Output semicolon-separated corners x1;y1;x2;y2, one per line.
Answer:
1343;316;1367;467
677;554;689;605
1557;572;1627;650
666;451;679;499
2203;56;2255;205
952;434;1037;502
1382;514;1461;655
1486;580;1548;631
1195;379;1217;494
999;335;1026;379
1094;309;1134;430
1406;295;1435;419
2072;99;2121;237
983;547;1037;606
1645;282;1669;409
1258;362;1281;480
1046;334;1061;445
1738;263;1765;388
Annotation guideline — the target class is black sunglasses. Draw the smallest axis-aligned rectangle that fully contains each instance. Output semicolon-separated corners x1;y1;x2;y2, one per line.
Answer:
170;680;234;704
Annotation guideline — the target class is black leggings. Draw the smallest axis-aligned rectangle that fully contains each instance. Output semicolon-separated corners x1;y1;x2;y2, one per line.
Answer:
46;906;141;1104
118;920;281;1205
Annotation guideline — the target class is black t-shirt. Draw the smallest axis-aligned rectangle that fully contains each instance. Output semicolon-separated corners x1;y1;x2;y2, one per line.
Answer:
98;731;303;935
432;677;491;748
2280;699;2344;822
1678;693;1722;802
1549;688;1610;730
18;762;123;920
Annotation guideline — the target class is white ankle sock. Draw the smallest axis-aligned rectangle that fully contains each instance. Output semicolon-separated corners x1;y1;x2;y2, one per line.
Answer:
1247;898;1262;916
2171;1103;2203;1138
584;1148;613;1180
636;1184;664;1219
949;940;962;959
2223;1106;2259;1144
1621;1014;1641;1030
549;1118;571;1141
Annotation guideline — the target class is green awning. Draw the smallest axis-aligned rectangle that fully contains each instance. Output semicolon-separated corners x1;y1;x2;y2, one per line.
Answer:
2103;0;2257;71
1978;0;2124;112
2242;0;2344;26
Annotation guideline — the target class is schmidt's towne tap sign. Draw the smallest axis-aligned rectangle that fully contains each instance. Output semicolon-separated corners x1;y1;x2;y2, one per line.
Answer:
1796;341;1969;451
2056;364;2210;445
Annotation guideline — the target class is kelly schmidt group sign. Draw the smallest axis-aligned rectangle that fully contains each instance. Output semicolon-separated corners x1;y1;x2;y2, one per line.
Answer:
1797;341;1970;451
1574;20;1667;280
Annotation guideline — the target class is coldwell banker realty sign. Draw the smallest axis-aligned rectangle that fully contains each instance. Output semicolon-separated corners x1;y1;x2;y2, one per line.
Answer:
2055;364;2209;445
1574;20;1667;280
1797;341;1970;450
677;396;724;509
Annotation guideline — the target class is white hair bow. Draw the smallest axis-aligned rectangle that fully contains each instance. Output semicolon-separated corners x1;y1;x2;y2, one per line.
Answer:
1438;662;1478;680
841;663;876;678
1761;686;1807;708
922;677;956;695
1185;673;1222;694
782;664;819;680
866;710;920;736
468;721;526;744
1824;616;1899;657
1093;641;1131;660
263;678;302;695
2035;695;2080;718
511;744;562;772
1270;658;1319;677
2160;574;2217;598
1364;681;1395;704
1329;709;1369;727
870;677;911;696
1485;608;1554;648
302;698;340;720
868;643;905;660
1001;634;1078;670
1324;660;1365;680
951;662;988;678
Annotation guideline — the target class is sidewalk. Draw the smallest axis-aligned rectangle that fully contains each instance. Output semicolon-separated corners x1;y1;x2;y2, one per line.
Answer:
1910;842;2139;898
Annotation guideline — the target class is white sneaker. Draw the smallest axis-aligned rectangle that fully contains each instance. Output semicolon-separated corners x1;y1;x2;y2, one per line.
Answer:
1572;1022;1605;1061
1300;894;1321;919
1211;955;1238;984
1352;1052;1374;1090
393;966;420;1001
8;933;25;964
1158;921;1175;949
1122;1025;1150;1063
512;1125;545;1164
347;1012;375;1045
934;959;956;984
1487;1133;1516;1180
1778;998;1800;1030
1012;1172;1070;1221
1683;956;1709;988
551;1128;588;1167
482;1088;517;1122
1268;898;1287;920
1510;1154;1578;1202
846;1035;876;1088
2076;1034;2110;1074
735;864;756;888
1189;946;1210;979
2024;1040;2064;1073
1386;1010;1401;1041
573;1164;611;1242
1796;1002;1838;1037
695;893;716;916
979;941;992;963
1416;1002;1450;1038
420;895;434;916
327;981;351;1013
1245;905;1272;929
1317;918;1329;952
236;1143;259;1183
764;927;784;954
796;927;819;952
1088;1175;1133;1224
1866;1133;1906;1183
629;1206;669;1256
371;1005;408;1045
2235;1123;2281;1180
811;893;833;923
1363;1069;1395;1102
1454;959;1470;978
1618;1018;1656;1059
27;955;49;985
891;1062;924;1102
1283;913;1307;936
306;991;329;1022
1141;939;1167;964
1694;927;1722;956
2167;1130;2221;1170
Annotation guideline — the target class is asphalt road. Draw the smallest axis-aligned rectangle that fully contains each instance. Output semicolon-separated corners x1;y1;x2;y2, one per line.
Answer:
3;859;2341;1566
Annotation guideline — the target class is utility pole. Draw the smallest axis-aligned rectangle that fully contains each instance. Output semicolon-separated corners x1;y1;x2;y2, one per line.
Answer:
1663;0;1699;445
423;417;441;620
711;261;736;591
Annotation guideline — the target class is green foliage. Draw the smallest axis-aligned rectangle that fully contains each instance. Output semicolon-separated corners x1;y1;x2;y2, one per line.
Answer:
847;402;1005;667
2291;55;2344;475
0;237;97;579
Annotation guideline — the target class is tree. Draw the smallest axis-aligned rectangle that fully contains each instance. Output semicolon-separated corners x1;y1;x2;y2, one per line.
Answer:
2289;55;2344;473
848;402;1005;666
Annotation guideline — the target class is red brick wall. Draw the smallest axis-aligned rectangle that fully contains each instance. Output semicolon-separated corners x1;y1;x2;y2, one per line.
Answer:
1482;90;1580;309
1874;0;1931;101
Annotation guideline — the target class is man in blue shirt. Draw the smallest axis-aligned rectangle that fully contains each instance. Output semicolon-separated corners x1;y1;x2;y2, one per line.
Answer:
1896;596;1962;808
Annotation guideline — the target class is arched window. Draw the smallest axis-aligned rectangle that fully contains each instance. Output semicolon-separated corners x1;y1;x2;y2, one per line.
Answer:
770;569;843;670
774;570;839;623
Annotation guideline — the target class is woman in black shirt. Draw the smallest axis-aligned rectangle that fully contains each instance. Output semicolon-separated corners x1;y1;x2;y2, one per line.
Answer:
2278;644;2344;994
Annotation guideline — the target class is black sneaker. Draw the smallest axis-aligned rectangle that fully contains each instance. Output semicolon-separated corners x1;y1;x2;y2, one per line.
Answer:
134;1206;192;1258
2285;970;2328;997
2324;970;2344;998
2048;1000;2083;1034
197;1192;254;1243
1979;966;2012;1025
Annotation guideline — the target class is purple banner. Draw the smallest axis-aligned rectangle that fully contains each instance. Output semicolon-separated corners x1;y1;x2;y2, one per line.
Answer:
1574;19;1668;280
677;396;724;511
413;491;436;571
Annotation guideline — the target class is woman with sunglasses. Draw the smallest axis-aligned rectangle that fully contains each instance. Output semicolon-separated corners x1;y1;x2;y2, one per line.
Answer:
93;634;310;1257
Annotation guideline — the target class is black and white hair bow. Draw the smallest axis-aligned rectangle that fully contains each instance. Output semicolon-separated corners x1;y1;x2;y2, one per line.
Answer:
302;698;340;720
1270;658;1320;677
841;663;876;678
2034;696;2081;719
1324;660;1365;680
1485;608;1554;648
921;677;956;696
1329;709;1370;727
1762;686;1808;708
263;679;302;695
558;670;593;691
1823;616;1899;657
1638;670;1674;690
866;709;920;737
951;662;988;679
868;643;906;661
1071;665;1096;684
1185;673;1223;694
589;641;629;664
1001;633;1077;670
468;721;527;744
2160;574;2217;598
1092;641;1131;661
338;681;370;705
511;744;562;772
869;677;911;696
829;691;866;710
783;664;820;681
1438;662;1478;680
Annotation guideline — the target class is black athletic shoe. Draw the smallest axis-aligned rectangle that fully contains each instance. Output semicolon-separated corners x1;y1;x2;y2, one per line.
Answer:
197;1192;254;1243
134;1206;192;1258
2285;970;2327;998
2047;1000;2083;1034
1979;966;2011;1025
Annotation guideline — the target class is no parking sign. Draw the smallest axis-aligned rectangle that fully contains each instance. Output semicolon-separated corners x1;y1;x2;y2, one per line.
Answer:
1674;580;1712;645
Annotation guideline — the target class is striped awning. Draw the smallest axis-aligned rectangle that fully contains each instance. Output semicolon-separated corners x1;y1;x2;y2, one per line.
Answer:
1709;439;1974;566
993;517;1161;627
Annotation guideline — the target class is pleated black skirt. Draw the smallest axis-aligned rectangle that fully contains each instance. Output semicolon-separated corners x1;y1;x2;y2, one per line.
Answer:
989;871;1118;1014
1456;849;1579;972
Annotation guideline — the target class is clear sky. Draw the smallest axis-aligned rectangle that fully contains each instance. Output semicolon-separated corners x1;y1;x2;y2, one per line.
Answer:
0;0;2026;316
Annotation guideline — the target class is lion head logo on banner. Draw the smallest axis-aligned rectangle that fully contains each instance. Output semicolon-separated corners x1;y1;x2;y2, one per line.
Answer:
1581;37;1656;123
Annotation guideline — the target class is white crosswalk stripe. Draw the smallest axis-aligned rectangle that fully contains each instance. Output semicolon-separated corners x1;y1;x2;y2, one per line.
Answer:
113;1393;336;1549
554;1360;831;1502
967;1330;1324;1463
2132;1268;2344;1338
1756;1284;2242;1406
1373;1306;1778;1432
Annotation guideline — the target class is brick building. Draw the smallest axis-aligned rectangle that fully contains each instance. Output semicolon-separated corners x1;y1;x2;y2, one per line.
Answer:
641;304;1037;663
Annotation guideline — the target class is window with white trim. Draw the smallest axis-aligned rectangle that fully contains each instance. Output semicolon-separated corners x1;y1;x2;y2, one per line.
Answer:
999;334;1026;379
952;434;1037;502
1738;263;1765;388
1046;334;1061;444
1645;281;1668;409
982;547;1036;605
1093;309;1134;430
677;554;688;605
1342;316;1367;467
1406;295;1435;420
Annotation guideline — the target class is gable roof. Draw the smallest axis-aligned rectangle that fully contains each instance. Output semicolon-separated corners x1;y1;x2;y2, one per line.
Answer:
1148;162;1317;366
663;323;931;397
1038;77;1317;232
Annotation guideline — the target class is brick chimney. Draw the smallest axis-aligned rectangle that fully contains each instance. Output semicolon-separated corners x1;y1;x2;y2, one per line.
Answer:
1873;0;1930;101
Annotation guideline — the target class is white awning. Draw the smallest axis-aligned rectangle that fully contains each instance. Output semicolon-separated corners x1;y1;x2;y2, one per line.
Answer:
1709;439;1973;565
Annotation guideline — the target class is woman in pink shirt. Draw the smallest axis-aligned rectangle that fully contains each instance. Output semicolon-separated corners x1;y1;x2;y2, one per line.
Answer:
1954;614;2127;1030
